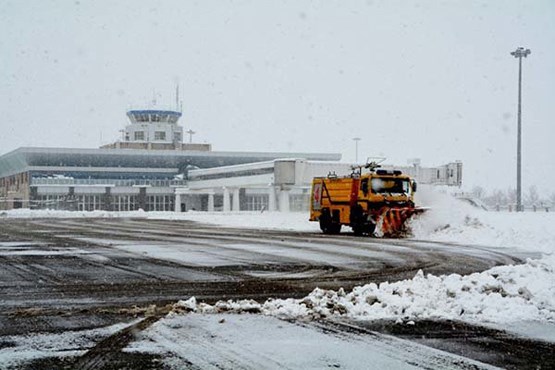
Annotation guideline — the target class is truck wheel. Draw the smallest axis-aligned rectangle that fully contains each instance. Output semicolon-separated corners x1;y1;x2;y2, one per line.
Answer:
329;223;341;234
319;209;341;234
352;223;376;236
319;209;330;233
319;219;328;233
352;224;364;236
320;219;341;234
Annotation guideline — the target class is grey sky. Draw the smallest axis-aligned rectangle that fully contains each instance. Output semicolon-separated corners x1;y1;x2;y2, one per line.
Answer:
1;0;554;194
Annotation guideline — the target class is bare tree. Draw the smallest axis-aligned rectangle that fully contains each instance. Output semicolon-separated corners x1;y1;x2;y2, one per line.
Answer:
526;185;539;206
506;187;517;204
487;189;507;207
472;185;485;200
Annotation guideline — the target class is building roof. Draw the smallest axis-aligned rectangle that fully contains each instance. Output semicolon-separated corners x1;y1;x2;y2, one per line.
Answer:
0;147;341;178
127;110;182;116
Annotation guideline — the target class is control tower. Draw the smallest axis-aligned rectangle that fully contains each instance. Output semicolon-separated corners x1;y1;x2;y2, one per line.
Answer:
125;110;183;148
101;108;211;151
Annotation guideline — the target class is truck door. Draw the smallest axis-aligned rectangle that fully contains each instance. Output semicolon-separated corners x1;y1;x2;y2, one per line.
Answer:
312;181;323;211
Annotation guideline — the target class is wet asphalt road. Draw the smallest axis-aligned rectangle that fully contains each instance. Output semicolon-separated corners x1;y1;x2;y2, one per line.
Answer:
0;218;550;369
0;218;535;313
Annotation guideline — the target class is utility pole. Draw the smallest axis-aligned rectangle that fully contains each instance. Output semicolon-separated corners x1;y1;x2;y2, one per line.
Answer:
510;47;531;212
353;137;361;163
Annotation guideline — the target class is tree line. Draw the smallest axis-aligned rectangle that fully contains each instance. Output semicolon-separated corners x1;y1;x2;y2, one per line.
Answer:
471;185;554;210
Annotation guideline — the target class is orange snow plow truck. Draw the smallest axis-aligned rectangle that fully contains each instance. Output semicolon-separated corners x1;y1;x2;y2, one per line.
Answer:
309;163;424;237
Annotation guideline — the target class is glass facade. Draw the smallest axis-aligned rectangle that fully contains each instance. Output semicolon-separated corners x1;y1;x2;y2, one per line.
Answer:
77;195;103;211
290;194;310;212
146;195;174;212
31;192;174;212
112;195;137;211
245;194;269;211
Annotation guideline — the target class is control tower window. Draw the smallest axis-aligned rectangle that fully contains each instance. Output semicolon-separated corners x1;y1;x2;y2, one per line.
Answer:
135;114;148;122
134;131;145;141
154;131;166;140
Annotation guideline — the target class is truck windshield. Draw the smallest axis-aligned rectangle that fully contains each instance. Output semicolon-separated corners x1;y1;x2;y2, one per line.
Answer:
371;178;410;194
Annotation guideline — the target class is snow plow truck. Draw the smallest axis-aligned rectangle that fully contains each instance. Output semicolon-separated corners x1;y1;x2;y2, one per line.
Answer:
309;162;423;237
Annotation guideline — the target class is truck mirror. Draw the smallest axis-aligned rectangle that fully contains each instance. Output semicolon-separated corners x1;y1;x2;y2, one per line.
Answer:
411;181;417;192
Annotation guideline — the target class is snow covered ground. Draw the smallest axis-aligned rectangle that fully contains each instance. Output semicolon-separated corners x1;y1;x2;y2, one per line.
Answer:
125;313;495;370
0;321;139;369
1;208;320;232
160;190;553;339
2;189;555;340
2;187;554;255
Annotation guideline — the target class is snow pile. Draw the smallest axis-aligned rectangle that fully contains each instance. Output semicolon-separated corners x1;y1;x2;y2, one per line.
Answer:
173;255;555;325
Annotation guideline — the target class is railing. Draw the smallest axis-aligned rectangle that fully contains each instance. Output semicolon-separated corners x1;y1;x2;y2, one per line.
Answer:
490;204;551;212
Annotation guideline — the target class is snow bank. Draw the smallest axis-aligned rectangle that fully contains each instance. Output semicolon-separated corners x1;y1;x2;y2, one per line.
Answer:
174;255;555;326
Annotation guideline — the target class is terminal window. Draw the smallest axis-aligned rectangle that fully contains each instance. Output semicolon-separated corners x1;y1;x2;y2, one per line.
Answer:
134;131;145;141
155;131;166;140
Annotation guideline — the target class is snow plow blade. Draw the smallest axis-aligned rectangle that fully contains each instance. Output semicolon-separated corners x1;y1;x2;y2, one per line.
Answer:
377;207;426;237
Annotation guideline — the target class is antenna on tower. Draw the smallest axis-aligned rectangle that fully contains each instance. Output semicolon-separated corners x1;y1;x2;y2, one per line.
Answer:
175;83;179;111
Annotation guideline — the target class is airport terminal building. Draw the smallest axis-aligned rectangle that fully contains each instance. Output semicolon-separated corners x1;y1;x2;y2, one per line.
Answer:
0;108;461;212
0;109;340;211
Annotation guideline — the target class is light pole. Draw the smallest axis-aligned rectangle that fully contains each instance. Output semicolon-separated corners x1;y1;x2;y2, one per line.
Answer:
186;129;196;144
353;137;361;163
510;47;531;212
